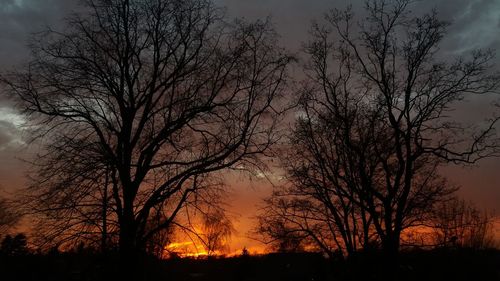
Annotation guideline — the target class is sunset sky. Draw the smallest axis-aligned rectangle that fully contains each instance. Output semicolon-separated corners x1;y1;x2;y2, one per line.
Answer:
1;0;499;253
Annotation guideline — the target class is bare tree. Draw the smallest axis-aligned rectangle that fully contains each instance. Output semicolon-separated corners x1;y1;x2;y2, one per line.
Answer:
1;0;292;265
144;212;175;259
256;210;309;253
199;208;234;256
20;152;118;252
431;198;496;249
259;0;498;259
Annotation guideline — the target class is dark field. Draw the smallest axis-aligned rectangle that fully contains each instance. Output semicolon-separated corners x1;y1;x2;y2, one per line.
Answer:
1;249;499;281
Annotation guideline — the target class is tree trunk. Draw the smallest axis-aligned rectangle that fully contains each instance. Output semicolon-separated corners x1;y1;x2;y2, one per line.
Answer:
119;211;143;279
380;233;401;280
383;236;400;258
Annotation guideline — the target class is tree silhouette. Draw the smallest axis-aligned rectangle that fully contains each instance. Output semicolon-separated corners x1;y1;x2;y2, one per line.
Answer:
2;0;292;267
200;209;234;256
431;198;495;249
0;233;28;256
18;160;119;252
259;0;498;260
256;215;307;253
0;198;18;237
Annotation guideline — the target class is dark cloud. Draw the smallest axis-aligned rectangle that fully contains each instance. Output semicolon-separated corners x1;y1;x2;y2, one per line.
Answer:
1;0;498;64
435;0;500;57
212;0;500;61
0;0;77;67
216;0;358;51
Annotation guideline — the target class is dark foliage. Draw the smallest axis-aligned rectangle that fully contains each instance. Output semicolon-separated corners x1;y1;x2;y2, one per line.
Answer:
0;233;28;256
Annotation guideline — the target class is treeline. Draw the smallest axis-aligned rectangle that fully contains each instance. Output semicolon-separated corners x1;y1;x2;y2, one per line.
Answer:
0;247;499;281
258;197;497;255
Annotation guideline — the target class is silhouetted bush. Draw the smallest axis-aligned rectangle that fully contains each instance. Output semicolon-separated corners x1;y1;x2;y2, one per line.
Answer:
1;233;28;256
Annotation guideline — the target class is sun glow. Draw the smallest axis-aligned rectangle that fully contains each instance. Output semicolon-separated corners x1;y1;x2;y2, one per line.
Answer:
164;241;212;258
164;240;267;258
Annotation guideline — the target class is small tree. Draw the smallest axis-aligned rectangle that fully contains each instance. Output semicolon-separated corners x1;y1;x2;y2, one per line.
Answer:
432;198;495;249
0;233;28;256
200;209;234;256
256;214;307;253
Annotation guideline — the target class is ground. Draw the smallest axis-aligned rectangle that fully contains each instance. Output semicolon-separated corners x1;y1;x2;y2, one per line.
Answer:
0;249;499;281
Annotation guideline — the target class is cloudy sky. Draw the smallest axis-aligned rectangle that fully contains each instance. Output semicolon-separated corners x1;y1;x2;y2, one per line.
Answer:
1;0;499;251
